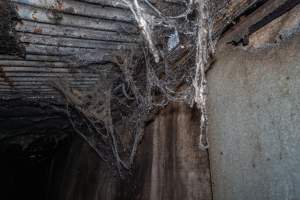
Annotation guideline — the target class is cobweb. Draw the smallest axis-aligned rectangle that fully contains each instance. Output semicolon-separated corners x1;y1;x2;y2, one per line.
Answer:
53;0;216;177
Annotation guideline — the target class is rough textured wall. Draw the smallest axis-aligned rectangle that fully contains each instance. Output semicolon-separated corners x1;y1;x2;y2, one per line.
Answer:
207;32;300;199
0;0;24;56
144;103;212;200
48;103;211;200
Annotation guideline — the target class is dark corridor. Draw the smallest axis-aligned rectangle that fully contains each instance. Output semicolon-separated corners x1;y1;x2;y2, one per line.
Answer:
0;135;72;200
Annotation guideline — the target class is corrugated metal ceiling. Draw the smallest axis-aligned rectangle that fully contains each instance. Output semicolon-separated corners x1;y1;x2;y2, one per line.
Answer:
0;0;140;98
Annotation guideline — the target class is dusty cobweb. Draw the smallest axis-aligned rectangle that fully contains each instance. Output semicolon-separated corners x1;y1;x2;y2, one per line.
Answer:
53;0;217;177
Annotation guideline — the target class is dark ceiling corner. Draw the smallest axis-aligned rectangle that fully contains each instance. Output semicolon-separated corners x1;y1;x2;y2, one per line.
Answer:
0;0;25;57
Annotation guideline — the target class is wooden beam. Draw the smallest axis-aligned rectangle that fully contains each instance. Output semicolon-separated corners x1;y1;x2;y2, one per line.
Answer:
249;0;300;34
213;0;265;37
219;0;300;47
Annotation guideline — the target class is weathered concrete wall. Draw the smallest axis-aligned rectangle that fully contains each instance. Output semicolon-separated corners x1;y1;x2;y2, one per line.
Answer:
208;32;300;199
144;103;211;200
48;103;212;200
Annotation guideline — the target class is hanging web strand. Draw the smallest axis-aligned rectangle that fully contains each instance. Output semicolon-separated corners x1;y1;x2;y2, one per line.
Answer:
119;0;160;63
193;0;213;150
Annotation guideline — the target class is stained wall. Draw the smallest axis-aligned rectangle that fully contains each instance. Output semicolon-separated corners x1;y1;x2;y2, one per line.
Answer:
208;29;300;200
48;103;212;200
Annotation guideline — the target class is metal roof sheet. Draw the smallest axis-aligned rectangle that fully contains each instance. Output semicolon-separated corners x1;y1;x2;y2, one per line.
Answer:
0;0;140;98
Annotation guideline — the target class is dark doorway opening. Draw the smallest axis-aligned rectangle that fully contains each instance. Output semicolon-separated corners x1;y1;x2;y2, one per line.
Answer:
0;135;72;200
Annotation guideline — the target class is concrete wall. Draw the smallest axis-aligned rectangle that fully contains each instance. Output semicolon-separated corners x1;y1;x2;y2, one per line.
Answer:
208;32;300;200
145;103;211;200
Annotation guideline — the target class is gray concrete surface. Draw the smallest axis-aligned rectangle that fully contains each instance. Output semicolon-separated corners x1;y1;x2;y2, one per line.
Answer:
208;33;300;200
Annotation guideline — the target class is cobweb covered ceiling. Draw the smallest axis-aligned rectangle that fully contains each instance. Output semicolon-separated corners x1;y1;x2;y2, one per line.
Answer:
1;0;283;176
0;0;262;99
0;0;141;98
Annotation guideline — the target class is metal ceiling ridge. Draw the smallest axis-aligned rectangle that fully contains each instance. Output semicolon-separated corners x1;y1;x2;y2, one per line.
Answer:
12;0;134;23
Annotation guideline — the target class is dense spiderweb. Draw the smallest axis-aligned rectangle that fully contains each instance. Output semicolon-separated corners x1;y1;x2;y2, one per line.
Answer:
54;0;216;177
